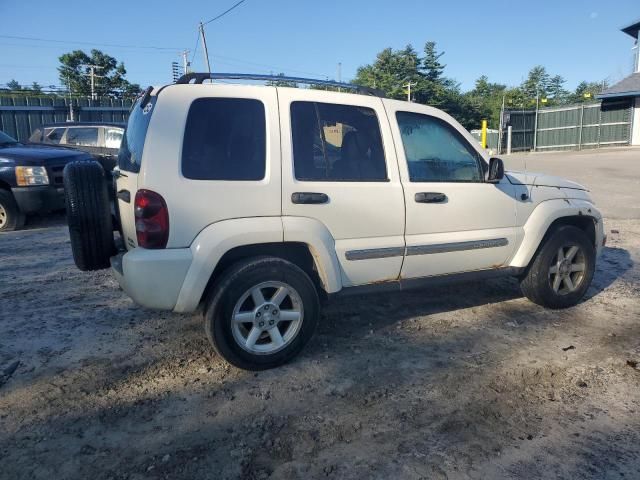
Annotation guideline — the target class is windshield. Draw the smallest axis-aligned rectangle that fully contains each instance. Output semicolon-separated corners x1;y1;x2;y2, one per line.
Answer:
118;97;155;173
0;131;19;146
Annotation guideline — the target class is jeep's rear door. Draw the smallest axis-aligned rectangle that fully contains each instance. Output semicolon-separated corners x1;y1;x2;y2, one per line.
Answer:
278;89;406;287
115;95;156;249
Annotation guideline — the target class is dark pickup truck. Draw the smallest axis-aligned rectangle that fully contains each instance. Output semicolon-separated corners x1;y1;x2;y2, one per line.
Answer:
0;130;92;231
29;122;124;171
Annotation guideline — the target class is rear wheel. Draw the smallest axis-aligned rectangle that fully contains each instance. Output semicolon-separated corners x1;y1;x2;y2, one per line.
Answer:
520;225;595;309
204;257;320;370
63;160;115;271
0;189;25;232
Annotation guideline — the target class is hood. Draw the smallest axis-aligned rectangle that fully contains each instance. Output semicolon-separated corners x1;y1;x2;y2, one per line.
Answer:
506;171;587;191
0;143;89;165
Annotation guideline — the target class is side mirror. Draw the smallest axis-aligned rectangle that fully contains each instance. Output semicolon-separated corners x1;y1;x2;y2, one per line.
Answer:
487;157;504;183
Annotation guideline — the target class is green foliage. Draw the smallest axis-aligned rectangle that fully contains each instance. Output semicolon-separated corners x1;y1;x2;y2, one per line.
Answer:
6;79;22;90
568;81;608;103
354;45;609;131
58;49;141;98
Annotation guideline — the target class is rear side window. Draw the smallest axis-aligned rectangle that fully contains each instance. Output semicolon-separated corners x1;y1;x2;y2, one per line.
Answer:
105;128;123;149
119;97;156;173
41;127;66;144
290;101;387;182
182;98;266;181
66;127;98;147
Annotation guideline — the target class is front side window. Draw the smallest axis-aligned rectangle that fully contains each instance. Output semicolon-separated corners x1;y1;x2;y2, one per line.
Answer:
65;127;98;147
182;98;266;181
396;111;483;182
291;101;387;181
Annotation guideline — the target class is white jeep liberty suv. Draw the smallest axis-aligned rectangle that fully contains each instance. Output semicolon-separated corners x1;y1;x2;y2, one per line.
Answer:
64;73;605;370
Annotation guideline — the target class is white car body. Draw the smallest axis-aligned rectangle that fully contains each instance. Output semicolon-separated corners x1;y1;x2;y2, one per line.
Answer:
111;83;604;312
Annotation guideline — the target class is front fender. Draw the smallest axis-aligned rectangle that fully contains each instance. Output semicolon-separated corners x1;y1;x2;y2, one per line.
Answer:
173;217;284;313
509;198;603;268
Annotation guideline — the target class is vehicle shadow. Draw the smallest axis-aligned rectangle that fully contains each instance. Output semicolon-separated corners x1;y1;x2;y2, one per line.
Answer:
586;245;634;300
21;211;67;231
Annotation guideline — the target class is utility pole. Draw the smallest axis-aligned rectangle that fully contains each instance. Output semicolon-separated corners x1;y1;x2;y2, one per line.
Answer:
66;73;74;121
79;64;103;100
199;22;212;74
403;81;417;102
88;65;103;100
181;50;190;74
533;90;540;152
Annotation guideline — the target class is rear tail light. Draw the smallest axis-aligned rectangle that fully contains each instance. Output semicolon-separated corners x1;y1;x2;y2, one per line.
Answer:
134;189;169;249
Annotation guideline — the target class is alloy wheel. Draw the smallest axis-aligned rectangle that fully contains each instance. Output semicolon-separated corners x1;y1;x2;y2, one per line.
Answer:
231;281;304;354
548;244;586;295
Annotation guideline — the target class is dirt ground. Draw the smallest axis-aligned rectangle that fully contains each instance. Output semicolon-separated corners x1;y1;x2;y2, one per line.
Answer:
1;150;640;480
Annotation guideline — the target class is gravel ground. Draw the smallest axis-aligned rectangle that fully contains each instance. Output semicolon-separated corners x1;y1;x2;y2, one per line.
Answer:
1;155;639;479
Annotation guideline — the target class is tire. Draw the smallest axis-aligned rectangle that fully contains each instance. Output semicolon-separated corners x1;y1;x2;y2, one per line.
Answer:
520;225;596;309
63;160;115;271
204;257;320;370
0;189;25;232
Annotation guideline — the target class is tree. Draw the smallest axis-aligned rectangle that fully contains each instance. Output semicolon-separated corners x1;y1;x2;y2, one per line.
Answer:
31;82;42;94
466;75;507;128
7;79;21;91
521;65;550;99
58;49;141;98
547;75;568;104
422;41;446;82
569;81;608;103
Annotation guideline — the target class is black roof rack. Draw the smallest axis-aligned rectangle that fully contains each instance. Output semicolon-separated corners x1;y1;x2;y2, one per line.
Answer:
175;72;385;98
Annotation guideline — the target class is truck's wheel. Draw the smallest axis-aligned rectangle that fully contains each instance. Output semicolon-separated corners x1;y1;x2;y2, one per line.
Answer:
0;189;25;232
520;225;595;309
204;257;320;370
63;160;115;271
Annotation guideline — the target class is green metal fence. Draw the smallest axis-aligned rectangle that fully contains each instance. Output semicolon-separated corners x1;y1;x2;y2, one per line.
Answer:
0;96;133;142
500;100;633;153
470;129;500;151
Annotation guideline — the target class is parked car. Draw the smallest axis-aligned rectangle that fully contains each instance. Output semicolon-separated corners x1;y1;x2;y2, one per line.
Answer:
0;130;93;231
63;74;605;370
29;122;124;171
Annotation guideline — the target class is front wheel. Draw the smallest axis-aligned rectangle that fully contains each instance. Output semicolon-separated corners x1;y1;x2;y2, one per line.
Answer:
0;189;25;232
520;225;596;309
204;257;320;370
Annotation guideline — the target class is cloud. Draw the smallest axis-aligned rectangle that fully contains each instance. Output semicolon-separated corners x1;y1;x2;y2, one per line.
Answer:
589;12;599;20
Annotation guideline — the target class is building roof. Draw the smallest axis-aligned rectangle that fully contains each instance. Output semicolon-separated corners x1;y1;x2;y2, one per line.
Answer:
621;19;640;39
597;72;640;99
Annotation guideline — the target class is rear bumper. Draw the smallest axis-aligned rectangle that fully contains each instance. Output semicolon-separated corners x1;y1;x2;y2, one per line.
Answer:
111;247;193;310
12;186;65;214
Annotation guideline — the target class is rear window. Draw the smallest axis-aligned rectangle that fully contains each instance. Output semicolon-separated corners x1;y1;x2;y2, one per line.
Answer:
66;127;98;147
118;97;156;173
182;98;266;181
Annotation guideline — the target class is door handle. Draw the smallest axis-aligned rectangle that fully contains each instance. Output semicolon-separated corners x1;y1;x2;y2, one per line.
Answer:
291;192;329;204
415;192;447;203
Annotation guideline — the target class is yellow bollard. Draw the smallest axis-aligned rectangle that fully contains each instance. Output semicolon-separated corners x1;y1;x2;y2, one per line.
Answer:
481;120;487;149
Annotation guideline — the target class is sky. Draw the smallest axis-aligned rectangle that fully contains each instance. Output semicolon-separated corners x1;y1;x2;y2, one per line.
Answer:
0;0;638;92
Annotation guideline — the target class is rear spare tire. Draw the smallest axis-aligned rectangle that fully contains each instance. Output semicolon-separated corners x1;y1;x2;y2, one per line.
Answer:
63;160;115;271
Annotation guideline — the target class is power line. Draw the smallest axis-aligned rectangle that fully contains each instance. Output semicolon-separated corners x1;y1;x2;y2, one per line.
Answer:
203;0;248;25
0;34;184;51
